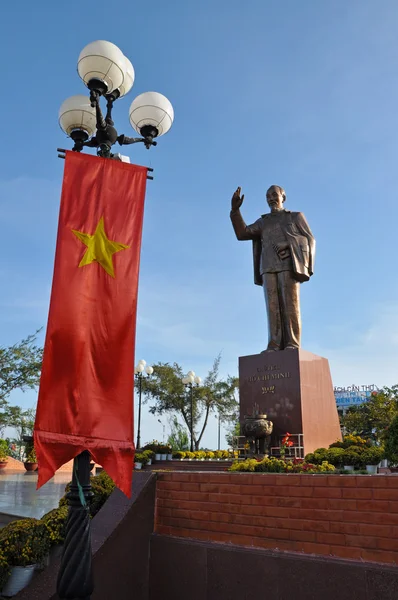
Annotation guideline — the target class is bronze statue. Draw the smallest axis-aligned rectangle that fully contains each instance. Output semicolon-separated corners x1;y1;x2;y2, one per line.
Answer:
231;185;315;351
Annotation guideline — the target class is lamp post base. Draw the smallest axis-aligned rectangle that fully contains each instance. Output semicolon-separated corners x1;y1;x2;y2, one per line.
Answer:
57;451;94;600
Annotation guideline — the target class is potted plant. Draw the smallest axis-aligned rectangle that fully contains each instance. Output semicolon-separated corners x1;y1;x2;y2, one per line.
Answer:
142;441;161;461
185;451;195;461
134;453;144;469
214;450;223;461
221;450;229;460
325;447;345;468
24;447;38;472
0;445;8;470
205;451;215;461
157;445;167;461
385;415;398;472
172;451;186;460
195;451;206;461
363;447;384;474
166;445;173;460
342;447;363;471
143;450;154;466
0;518;50;597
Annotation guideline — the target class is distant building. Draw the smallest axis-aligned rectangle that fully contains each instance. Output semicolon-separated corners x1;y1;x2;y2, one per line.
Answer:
334;385;379;417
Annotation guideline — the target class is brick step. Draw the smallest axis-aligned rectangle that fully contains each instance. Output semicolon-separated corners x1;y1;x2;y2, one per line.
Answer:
145;460;232;472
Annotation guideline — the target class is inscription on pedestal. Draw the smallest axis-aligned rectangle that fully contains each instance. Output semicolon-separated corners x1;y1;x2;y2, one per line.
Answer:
239;352;301;445
238;349;342;455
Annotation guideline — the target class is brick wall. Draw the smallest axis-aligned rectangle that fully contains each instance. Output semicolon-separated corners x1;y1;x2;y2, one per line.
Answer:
155;472;398;565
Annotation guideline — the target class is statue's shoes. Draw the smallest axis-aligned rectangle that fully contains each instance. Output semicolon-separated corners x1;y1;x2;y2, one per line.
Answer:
261;346;280;353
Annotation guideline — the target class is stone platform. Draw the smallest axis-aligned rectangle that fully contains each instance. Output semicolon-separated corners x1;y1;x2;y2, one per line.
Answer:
239;348;341;455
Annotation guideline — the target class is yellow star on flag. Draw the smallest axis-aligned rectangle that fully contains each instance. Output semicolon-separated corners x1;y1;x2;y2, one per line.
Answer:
72;217;129;278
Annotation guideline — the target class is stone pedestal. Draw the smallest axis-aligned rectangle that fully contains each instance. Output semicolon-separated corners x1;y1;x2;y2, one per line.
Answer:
239;349;341;456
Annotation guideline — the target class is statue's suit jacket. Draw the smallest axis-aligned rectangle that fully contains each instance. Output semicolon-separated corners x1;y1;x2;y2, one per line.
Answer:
230;209;315;285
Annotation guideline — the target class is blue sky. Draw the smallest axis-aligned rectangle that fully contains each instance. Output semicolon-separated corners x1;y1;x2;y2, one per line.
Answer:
2;0;398;448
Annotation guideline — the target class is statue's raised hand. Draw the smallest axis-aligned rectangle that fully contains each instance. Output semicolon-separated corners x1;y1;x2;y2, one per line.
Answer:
231;187;244;211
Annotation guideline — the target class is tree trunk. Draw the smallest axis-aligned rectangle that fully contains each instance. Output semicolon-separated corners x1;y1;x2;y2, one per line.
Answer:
196;405;210;449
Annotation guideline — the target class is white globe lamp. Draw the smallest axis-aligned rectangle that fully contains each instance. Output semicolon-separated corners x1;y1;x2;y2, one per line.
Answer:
129;92;174;144
77;40;126;95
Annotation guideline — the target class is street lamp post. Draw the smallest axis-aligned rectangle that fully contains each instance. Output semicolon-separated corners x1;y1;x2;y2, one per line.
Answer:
134;359;153;450
182;371;202;452
55;40;173;600
59;40;174;161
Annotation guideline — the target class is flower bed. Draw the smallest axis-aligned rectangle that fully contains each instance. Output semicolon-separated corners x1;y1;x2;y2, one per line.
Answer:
229;457;335;473
172;450;232;460
305;435;385;471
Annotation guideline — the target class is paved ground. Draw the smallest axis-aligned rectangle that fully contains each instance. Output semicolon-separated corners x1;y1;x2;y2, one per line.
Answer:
0;470;72;525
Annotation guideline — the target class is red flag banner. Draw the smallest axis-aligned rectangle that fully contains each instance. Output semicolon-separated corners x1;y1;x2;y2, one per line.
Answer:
34;151;147;497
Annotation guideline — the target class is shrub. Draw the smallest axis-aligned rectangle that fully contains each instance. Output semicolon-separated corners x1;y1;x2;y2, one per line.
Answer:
328;440;344;449
0;548;10;592
142;441;162;453
194;451;206;460
385;416;398;466
93;471;116;495
41;507;68;546
185;451;195;459
362;446;384;466
342;434;371;448
157;445;171;455
214;450;223;459
221;450;229;459
285;460;335;473
172;451;186;459
255;458;286;473
58;483;70;508
229;459;258;472
25;447;37;463
0;519;50;567
307;446;358;468
304;452;315;463
326;447;345;467
89;480;110;517
230;457;335;474
0;439;9;461
312;448;329;463
134;453;148;466
205;451;215;460
342;447;365;468
58;472;115;518
143;450;155;461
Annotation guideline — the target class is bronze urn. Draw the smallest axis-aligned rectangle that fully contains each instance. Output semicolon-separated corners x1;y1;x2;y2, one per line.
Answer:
241;414;273;455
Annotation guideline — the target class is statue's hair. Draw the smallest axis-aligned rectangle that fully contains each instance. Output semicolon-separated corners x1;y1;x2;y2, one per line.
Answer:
267;185;286;203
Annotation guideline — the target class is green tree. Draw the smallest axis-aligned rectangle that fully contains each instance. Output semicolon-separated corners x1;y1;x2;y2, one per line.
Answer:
0;331;43;407
340;386;398;443
140;354;238;450
4;406;36;460
167;417;189;450
385;414;398;466
225;419;240;447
